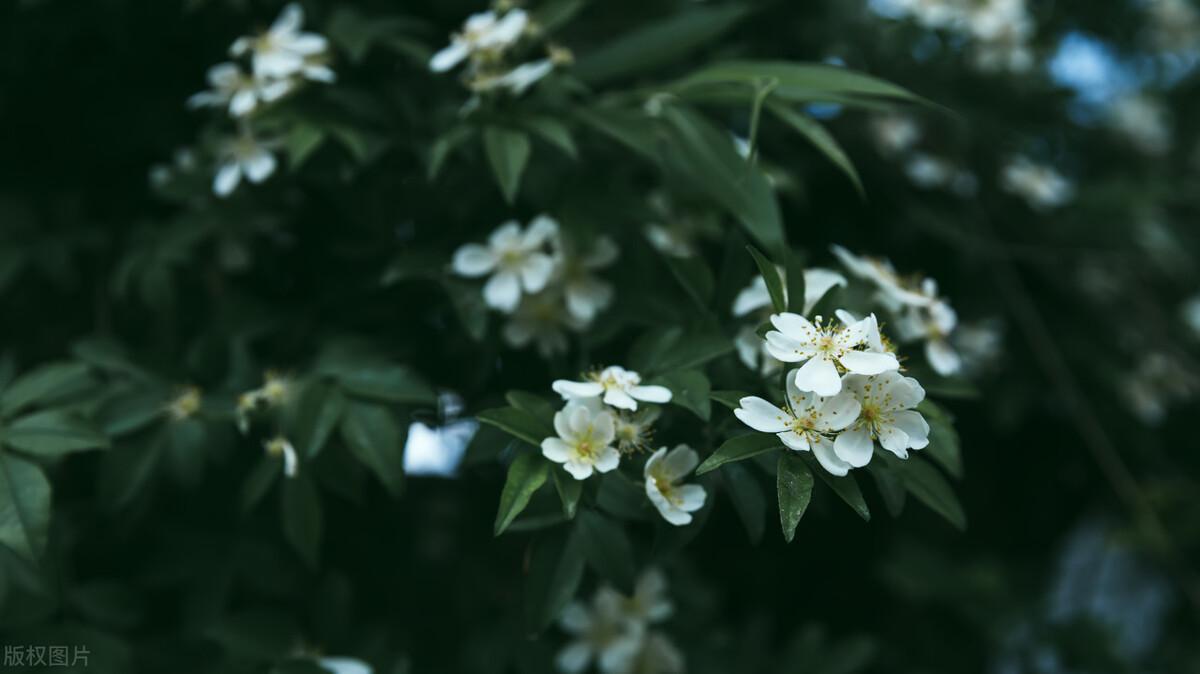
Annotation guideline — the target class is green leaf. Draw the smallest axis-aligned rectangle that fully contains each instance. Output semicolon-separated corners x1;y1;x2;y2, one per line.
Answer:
575;510;636;593
892;456;966;530
814;467;871;521
574;5;750;84
280;473;323;568
710;390;750;411
524;528;585;634
649;330;734;374
483;127;532;204
918;401;963;479
650;369;711;421
746;244;786;313
574;106;661;162
428;126;475;181
240;456;280;515
533;0;588;32
477;406;554;447
521;116;579;159
776;453;814;542
293;381;345;459
768;101;864;197
663;254;715;311
661;106;784;251
783;249;809;315
696;433;782;475
494;453;550;536
596;472;650;521
336;365;435;405
505;391;558;430
286;123;326;172
676;60;933;107
722;462;765;544
339;401;406;496
867;461;906;517
98;440;161;512
3;409;110;457
0;361;93;418
96;387;166;436
441;277;489;341
0;452;51;563
164;418;207;486
552;466;583;519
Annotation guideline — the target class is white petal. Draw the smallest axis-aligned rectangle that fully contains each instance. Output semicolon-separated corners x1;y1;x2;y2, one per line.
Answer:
559;602;592;633
272;3;304;36
642;446;668;478
483;271;521;313
794;356;842;396
733;397;790;433
230;89;258;116
676;483;707;511
630;385;672;404
603;388;637;411
243;150;277;183
817;391;862;432
770;312;817;342
565;404;593;436
812;436;852;476
451;244;497;277
287;33;328;55
892;410;930;449
563;460;594;480
542;437;571;463
877;424;910;457
552;380;604;400
591;412;616;445
430;42;468;72
927;338;962;376
838;349;899;376
881;372;925;410
489;221;523;249
660;445;699;479
213;162;241;196
518;253;555;293
732;278;770;316
583;236;619;268
524;214;559;245
555;642;592;674
777;430;810;452
802;268;847;315
592;446;621;473
833;428;874;467
565;278;613;322
763;331;808;362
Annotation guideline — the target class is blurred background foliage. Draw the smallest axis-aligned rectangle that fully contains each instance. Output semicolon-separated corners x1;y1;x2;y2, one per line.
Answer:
1;0;1199;672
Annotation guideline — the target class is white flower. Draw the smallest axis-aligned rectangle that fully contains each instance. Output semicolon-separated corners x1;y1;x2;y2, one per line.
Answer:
430;9;529;73
764;313;900;396
1107;94;1171;155
734;373;862;475
502;290;586;357
870;113;921;155
315;657;372;674
230;3;332;82
187;62;294;117
734;325;782;376
552;366;672;412
1001;156;1073;211
884;277;963;376
619;570;674;625
452;216;558;313
556;590;643;674
541;401;621;480
644;224;694;258
830;244;932;309
643;445;707;525
553;233;619;323
213;132;277;197
732;268;847;318
471;58;555;95
263;435;299;477
835;371;930;464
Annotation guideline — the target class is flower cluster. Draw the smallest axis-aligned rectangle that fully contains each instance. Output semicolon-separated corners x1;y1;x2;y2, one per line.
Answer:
430;5;570;96
1000;155;1074;211
236;371;299;477
731;267;847;375
179;4;334;197
556;570;684;674
452;216;618;356
833;245;964;376
874;0;1036;74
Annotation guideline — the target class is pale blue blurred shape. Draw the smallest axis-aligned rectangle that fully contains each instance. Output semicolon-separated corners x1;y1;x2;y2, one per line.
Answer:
867;0;909;20
403;418;477;477
1047;32;1138;107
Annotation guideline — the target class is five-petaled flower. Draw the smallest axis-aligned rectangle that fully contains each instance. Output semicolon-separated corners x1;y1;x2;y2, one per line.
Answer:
452;216;558;313
231;3;333;82
553;365;672;412
542;401;621;480
643;445;707;525
429;9;530;73
734;373;863;476
764;313;899;396
836;371;930;464
213;131;278;197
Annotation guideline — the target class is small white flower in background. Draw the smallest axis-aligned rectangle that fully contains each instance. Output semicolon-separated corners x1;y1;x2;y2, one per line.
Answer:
734;374;862;475
831;244;932;309
887;278;963;376
263;435;299;477
470;58;555;95
231;3;333;82
614;407;659;454
644;223;695;259
542;400;621;480
732;268;847;318
870;112;921;155
619;570;675;625
502;290;586;357
630;633;685;674
764;312;900;396
166;386;203;421
553;366;672;412
643;445;707;525
1001;156;1073;211
556;589;643;674
735;325;783;376
236;371;290;432
213;131;278;197
966;0;1035;73
187;62;293;117
1123;353;1198;426
553;233;619;323
1107;94;1171;155
315;657;372;674
836;371;929;464
452;216;558;313
904;153;954;188
953;319;1004;374
1182;294;1200;338
430;9;529;73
